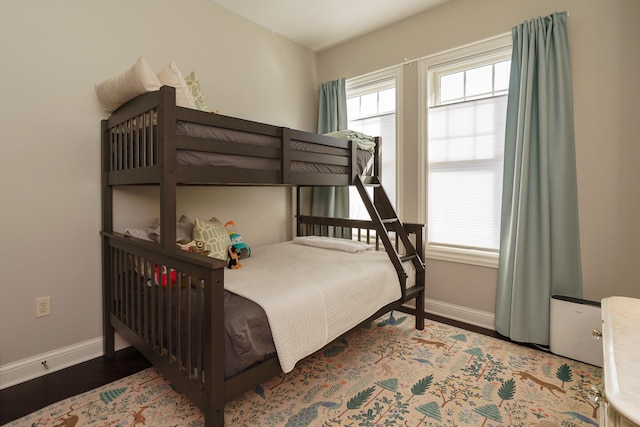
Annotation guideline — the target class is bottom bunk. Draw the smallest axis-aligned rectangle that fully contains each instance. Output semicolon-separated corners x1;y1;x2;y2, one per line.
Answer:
102;216;425;426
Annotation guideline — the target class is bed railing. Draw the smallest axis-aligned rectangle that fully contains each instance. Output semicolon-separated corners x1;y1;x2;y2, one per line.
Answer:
297;215;425;324
101;231;227;415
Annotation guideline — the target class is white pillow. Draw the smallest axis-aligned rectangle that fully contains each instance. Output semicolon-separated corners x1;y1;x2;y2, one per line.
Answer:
157;61;197;109
95;56;161;113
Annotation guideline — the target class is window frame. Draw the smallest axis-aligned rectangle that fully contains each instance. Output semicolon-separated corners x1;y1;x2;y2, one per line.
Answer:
418;33;511;268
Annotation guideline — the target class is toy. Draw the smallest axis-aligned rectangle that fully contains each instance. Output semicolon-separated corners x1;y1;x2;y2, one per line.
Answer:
153;264;176;287
224;221;251;258
227;246;242;269
172;240;212;287
177;239;211;256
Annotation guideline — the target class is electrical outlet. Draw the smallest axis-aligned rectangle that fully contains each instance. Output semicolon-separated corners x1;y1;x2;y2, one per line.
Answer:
35;296;50;318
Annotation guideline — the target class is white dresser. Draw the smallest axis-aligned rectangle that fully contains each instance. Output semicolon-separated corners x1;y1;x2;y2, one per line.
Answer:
600;297;640;427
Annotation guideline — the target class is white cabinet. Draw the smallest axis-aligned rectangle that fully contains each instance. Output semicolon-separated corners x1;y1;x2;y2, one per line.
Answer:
600;297;640;427
600;397;638;427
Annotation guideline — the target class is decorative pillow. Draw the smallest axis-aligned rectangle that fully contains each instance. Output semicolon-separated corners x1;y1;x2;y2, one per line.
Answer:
185;70;208;111
293;236;373;253
95;56;161;113
147;214;194;243
157;62;197;109
193;217;232;261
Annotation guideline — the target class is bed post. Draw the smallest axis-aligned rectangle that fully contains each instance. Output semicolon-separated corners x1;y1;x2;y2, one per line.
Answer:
282;127;291;184
296;186;302;236
412;224;425;329
349;139;358;184
203;266;226;426
373;136;382;180
157;86;177;248
101;119;115;359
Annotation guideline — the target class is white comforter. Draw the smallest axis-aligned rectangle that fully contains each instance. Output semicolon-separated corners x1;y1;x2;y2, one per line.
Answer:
223;240;402;373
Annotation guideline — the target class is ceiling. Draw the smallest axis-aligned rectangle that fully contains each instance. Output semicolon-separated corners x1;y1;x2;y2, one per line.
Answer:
210;0;449;52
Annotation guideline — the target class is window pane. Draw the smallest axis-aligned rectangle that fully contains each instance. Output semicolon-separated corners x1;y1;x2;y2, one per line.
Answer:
429;96;507;163
440;72;463;103
465;64;492;98
378;88;395;113
428;168;501;250
494;60;511;92
360;93;377;117
347;97;360;119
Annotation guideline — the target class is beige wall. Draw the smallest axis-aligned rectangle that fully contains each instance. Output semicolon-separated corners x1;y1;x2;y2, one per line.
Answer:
318;0;640;322
0;0;316;371
2;0;639;385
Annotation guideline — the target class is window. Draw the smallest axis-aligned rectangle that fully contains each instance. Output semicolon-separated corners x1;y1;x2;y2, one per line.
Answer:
346;70;399;220
420;35;511;267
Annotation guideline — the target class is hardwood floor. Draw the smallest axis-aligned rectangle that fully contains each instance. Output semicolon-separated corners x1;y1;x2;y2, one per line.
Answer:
0;347;151;425
0;313;511;425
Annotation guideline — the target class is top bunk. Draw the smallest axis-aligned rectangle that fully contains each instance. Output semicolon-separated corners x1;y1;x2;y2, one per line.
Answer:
102;86;380;187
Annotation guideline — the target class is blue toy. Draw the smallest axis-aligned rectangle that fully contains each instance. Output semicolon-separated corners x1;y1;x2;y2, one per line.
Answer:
224;221;251;259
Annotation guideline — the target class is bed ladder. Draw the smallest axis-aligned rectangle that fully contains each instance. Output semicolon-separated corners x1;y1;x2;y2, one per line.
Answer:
354;175;426;303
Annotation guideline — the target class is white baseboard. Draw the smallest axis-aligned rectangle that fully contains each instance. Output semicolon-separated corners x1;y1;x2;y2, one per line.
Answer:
0;334;130;391
424;298;495;331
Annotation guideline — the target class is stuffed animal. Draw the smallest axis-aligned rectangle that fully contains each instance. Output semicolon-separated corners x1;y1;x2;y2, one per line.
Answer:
227;246;242;269
177;239;211;256
224;221;251;259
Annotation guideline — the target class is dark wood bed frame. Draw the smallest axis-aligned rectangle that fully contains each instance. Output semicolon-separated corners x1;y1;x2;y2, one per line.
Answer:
101;86;425;426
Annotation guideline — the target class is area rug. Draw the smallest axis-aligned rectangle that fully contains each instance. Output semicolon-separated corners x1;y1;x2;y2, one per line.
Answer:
5;313;601;427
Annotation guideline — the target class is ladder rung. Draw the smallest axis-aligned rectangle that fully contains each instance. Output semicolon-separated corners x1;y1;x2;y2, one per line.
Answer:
405;285;424;299
359;176;381;187
400;254;418;262
381;218;399;224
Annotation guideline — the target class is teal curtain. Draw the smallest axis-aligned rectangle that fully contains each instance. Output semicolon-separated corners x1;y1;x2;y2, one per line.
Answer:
495;12;582;345
312;78;349;218
317;78;347;134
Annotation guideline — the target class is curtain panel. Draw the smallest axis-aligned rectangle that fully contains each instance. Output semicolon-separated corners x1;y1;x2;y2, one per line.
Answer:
495;11;582;345
312;78;349;219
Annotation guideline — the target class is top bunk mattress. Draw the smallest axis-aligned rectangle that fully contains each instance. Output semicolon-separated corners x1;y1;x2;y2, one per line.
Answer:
175;121;374;175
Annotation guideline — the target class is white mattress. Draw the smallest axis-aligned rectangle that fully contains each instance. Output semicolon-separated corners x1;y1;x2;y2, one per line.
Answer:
223;240;403;373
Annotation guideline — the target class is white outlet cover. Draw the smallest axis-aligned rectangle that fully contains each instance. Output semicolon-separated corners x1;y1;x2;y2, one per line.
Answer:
35;296;50;318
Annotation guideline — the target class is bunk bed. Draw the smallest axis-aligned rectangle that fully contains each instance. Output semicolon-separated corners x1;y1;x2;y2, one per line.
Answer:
101;85;426;426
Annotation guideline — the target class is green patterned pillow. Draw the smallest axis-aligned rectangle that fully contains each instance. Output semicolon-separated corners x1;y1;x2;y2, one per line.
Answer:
185;71;208;111
192;217;231;261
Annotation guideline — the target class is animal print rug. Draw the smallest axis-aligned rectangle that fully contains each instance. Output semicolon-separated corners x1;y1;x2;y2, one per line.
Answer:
4;313;601;427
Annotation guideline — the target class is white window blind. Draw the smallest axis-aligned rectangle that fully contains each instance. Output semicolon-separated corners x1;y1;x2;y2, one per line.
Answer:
428;95;507;252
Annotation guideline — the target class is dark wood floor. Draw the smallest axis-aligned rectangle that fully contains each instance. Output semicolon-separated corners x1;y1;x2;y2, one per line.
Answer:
0;347;151;425
0;313;508;425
